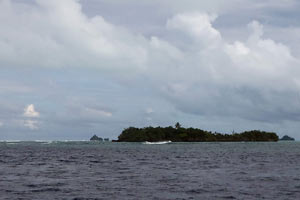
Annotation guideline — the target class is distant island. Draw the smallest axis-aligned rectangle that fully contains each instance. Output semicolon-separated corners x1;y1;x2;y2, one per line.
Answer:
279;135;295;141
90;135;110;142
90;134;103;141
117;123;279;142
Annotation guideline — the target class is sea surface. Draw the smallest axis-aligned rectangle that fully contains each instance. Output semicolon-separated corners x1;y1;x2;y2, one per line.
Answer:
0;141;300;200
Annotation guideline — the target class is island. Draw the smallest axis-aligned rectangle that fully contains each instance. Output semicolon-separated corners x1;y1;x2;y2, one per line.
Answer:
279;135;295;141
117;123;279;142
90;134;103;141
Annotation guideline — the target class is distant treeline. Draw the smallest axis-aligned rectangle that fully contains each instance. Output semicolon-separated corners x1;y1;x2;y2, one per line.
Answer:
117;123;279;142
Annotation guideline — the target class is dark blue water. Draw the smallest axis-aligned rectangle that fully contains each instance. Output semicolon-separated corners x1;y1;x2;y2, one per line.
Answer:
0;141;300;199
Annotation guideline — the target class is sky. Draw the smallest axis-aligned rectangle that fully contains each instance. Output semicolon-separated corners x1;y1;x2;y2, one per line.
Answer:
1;0;300;140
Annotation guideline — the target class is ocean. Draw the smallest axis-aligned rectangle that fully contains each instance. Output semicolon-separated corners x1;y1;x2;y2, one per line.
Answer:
0;141;299;199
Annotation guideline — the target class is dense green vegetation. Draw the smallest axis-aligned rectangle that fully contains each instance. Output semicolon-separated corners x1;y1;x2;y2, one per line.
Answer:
117;123;279;142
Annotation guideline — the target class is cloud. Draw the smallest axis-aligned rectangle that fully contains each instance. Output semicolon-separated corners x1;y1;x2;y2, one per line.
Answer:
1;0;300;139
167;13;221;47
24;104;40;118
23;104;40;130
149;13;300;123
23;119;38;130
0;121;3;127
55;102;114;127
0;0;148;70
84;107;113;118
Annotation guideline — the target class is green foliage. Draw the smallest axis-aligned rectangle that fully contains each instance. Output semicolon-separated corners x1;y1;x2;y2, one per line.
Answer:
117;125;279;142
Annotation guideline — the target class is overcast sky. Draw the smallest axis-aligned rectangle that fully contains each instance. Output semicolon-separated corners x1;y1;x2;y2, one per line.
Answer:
1;0;300;140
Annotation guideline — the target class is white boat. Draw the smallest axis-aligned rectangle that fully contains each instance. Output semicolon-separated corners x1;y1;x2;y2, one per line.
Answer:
143;141;172;145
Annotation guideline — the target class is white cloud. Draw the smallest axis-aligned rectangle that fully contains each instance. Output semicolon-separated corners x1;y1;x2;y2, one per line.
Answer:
167;12;221;47
0;0;148;70
24;104;40;118
23;104;40;130
225;41;249;57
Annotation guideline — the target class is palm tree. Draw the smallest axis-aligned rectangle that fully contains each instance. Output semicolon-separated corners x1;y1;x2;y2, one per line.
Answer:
175;122;181;129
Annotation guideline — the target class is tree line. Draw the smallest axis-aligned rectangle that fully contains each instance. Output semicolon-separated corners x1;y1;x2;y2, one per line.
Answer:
117;123;279;142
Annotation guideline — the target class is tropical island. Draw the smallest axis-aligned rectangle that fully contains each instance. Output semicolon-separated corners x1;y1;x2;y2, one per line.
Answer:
117;123;279;142
90;134;103;141
279;135;295;141
90;135;110;142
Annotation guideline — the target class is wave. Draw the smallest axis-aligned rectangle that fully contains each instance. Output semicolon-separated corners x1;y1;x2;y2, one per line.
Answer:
143;141;172;145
